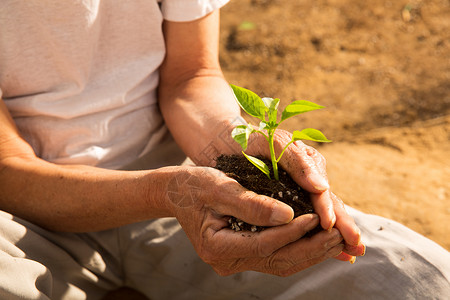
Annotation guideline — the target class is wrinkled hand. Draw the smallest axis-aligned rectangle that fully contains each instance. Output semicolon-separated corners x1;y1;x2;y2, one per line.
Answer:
247;129;366;262
167;166;348;276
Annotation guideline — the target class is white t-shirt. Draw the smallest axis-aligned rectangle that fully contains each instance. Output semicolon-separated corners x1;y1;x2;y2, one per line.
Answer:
0;0;229;169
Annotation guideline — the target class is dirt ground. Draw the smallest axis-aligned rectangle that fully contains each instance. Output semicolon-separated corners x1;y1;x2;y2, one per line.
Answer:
219;0;450;250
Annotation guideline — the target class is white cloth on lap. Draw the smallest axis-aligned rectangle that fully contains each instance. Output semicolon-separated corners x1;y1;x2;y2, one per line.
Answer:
0;206;449;299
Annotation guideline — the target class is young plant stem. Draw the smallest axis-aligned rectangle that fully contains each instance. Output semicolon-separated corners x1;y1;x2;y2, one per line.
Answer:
268;129;279;181
276;141;294;163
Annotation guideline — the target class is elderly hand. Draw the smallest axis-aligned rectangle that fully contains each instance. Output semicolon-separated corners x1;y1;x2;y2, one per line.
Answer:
167;166;348;276
247;129;366;262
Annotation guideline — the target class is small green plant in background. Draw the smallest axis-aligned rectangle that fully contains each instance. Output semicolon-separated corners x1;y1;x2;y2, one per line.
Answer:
238;21;256;31
230;84;331;181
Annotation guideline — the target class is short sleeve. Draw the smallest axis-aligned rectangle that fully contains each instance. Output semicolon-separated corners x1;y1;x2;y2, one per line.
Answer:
159;0;229;22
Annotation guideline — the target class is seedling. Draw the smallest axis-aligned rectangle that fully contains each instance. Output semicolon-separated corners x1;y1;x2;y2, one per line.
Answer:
230;84;331;181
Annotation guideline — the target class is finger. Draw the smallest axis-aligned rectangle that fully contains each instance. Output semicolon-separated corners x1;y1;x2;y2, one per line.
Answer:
211;228;345;276
279;139;330;193
205;214;320;260
258;228;344;273
332;193;361;246
343;242;366;257
192;167;295;227
334;251;356;263
310;190;336;231
278;243;345;276
211;180;294;227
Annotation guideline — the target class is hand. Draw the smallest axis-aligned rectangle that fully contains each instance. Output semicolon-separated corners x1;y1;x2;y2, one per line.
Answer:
247;129;365;261
167;166;347;276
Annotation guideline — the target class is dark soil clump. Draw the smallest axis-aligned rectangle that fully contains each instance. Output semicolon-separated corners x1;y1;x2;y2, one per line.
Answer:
215;154;321;235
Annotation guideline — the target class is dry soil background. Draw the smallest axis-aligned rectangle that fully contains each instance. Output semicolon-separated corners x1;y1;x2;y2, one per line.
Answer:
219;0;450;250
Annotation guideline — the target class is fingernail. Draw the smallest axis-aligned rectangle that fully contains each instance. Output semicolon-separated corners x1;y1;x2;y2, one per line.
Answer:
349;256;357;264
306;214;320;231
270;204;294;224
308;173;329;191
327;211;336;232
361;244;366;256
356;227;362;245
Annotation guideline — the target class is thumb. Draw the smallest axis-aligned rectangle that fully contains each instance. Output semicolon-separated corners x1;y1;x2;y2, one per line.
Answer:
218;188;294;227
280;141;329;193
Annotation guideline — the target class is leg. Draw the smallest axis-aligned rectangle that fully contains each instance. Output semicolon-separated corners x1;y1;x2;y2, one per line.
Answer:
122;207;450;299
0;210;123;300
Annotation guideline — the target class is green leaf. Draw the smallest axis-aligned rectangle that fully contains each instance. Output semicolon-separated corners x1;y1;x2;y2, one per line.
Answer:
242;152;271;179
231;125;254;150
292;129;332;143
281;100;324;122
261;97;279;110
231;85;266;121
262;97;279;125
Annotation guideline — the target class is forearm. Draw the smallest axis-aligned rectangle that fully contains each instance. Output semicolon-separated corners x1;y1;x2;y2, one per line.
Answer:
157;12;256;166
0;97;180;232
159;73;244;166
0;154;178;232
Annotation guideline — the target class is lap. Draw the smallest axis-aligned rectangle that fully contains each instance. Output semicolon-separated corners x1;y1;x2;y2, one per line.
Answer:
0;210;121;299
121;206;450;299
1;206;449;300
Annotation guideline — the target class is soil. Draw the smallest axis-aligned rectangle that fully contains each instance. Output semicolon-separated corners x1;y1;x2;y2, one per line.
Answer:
219;0;449;250
215;154;321;233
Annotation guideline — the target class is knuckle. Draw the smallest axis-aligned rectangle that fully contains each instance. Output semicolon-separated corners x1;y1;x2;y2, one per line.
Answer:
245;193;276;221
264;255;278;271
255;241;275;257
197;245;219;265
304;246;324;260
264;253;297;274
212;259;244;276
331;192;346;209
274;129;293;144
305;145;317;156
307;146;327;166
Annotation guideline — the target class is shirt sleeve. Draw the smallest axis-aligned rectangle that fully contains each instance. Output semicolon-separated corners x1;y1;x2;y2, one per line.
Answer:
159;0;230;22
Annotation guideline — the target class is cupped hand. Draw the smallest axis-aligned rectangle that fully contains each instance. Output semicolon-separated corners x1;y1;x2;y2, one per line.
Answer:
167;166;347;276
247;129;365;261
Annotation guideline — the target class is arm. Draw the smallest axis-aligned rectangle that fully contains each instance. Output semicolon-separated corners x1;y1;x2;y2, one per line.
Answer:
158;10;364;271
0;98;177;232
0;11;293;238
157;11;339;232
1;95;333;276
0;8;291;237
158;10;242;166
0;9;362;275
